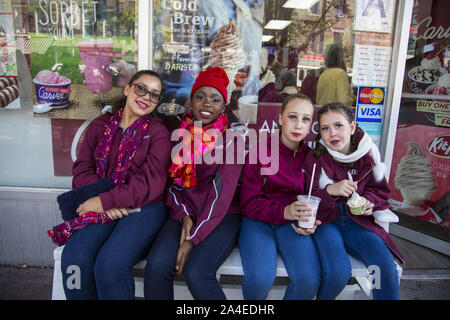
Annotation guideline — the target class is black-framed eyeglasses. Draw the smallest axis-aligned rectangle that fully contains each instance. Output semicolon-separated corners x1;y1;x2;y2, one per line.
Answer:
131;83;163;103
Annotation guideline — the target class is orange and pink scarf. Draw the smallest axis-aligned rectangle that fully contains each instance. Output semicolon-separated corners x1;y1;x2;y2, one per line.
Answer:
168;112;228;188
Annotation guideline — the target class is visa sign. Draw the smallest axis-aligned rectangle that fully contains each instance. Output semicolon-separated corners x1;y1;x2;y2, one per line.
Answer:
356;104;383;122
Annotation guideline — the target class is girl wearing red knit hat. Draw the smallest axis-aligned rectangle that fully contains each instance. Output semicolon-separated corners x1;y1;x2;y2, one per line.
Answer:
144;67;244;300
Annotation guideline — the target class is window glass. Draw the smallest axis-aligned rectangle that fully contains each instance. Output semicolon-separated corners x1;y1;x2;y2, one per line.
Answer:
0;0;139;188
255;0;397;147
388;0;449;229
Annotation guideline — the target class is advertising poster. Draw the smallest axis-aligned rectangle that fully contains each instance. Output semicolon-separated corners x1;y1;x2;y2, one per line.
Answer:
28;0;138;120
0;0;19;109
152;0;264;124
353;0;394;33
389;0;449;230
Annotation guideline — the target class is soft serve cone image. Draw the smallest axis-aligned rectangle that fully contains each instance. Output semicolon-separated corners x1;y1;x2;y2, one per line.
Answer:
395;142;437;207
204;19;246;103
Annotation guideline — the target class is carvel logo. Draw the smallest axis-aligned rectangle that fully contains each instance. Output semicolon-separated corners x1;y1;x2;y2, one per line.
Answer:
358;87;384;104
427;135;450;159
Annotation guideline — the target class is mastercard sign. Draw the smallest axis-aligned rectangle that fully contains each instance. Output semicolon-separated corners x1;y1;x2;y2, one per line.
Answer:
356;86;385;123
358;87;385;104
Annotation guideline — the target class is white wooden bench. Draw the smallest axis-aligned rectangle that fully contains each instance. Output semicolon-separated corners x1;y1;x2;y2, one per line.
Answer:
51;209;402;300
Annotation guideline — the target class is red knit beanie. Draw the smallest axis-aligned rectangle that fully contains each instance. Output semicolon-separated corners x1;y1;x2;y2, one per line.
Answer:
190;67;229;104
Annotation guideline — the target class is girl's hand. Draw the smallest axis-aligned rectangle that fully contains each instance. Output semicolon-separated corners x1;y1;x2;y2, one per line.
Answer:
291;219;321;235
284;201;312;221
362;199;374;216
180;216;194;246
175;240;194;277
105;208;128;220
76;196;104;216
326;180;358;197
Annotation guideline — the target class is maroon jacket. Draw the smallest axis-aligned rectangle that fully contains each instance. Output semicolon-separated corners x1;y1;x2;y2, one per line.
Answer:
165;132;244;246
240;137;311;225
304;141;405;263
72;112;171;211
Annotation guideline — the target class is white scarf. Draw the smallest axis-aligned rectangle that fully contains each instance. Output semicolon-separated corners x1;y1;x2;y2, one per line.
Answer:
318;132;386;188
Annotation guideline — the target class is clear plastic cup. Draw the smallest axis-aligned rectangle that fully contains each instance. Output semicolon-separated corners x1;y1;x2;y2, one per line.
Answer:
296;195;321;228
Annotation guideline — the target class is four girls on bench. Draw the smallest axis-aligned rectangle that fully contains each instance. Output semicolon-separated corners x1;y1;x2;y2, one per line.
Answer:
61;70;171;299
144;67;244;300
305;103;404;300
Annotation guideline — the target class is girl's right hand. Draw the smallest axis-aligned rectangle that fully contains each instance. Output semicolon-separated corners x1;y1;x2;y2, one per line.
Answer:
326;179;357;197
105;208;128;220
284;201;312;221
180;216;194;246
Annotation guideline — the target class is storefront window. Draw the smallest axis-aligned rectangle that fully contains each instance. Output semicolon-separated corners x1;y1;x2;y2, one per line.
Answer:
388;0;449;230
0;0;140;188
250;0;398;148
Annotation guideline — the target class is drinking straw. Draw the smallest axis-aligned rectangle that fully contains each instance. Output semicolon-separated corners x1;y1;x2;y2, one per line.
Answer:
347;172;353;182
308;163;316;198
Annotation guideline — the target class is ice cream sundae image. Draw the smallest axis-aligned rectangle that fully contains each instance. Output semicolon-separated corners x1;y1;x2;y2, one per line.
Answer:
33;70;71;108
408;54;447;94
347;193;367;215
204;19;246;103
426;73;450;95
394;142;437;207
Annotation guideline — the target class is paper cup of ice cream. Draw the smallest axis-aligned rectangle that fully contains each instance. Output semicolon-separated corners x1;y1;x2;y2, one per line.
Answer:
347;195;367;215
33;70;71;107
408;66;446;94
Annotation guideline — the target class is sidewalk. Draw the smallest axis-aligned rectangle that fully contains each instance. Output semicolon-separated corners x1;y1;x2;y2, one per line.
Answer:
0;265;449;300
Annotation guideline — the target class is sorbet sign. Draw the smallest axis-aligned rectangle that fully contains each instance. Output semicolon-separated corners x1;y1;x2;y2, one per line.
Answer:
36;0;99;39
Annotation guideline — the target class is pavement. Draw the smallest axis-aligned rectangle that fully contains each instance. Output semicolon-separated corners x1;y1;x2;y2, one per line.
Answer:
0;265;449;300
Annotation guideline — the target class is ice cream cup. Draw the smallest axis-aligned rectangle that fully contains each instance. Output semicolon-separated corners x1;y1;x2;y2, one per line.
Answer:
347;196;367;215
296;195;321;228
33;78;71;107
238;95;258;124
77;39;114;93
408;66;446;94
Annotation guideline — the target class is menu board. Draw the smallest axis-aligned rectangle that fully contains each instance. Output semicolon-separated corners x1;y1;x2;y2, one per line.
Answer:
352;32;392;87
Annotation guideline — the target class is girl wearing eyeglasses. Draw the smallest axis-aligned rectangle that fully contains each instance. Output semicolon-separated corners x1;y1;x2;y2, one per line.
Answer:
60;70;172;299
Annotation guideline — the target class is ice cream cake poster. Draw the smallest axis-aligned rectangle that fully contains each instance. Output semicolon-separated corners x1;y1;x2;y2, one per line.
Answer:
28;0;138;120
389;123;450;228
152;0;264;117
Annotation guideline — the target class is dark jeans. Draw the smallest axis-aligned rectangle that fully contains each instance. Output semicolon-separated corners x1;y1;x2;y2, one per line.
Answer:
61;203;168;300
144;214;241;300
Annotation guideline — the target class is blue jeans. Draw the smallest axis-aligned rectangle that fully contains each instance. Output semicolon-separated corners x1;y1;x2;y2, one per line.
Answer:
313;203;400;300
144;214;241;300
239;217;321;300
61;203;168;300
